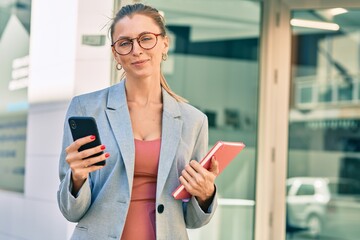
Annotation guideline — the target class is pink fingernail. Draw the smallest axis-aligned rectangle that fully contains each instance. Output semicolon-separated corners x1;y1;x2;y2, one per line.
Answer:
105;153;110;158
100;145;106;150
90;135;96;140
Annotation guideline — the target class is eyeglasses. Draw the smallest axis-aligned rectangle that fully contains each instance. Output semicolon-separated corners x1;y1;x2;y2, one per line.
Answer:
111;32;163;56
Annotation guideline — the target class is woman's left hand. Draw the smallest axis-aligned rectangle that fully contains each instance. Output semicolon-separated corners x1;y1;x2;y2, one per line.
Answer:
179;157;219;209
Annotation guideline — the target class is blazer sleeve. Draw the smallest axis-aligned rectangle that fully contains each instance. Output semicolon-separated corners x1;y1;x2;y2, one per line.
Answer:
57;97;92;222
183;115;218;228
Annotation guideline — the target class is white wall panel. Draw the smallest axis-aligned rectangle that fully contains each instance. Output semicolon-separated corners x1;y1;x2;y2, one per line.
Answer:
74;59;111;95
0;0;114;239
26;102;68;156
28;0;79;103
74;0;113;95
0;192;68;239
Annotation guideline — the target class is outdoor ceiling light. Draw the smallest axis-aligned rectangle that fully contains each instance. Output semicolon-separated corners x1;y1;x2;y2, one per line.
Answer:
290;19;340;31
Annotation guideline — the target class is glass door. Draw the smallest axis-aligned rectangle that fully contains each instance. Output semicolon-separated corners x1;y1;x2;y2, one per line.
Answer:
286;6;360;240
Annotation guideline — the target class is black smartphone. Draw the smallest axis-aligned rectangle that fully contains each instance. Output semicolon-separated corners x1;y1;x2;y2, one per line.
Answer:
68;116;105;166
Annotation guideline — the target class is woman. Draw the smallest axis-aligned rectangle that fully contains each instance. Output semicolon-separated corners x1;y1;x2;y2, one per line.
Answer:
57;3;219;240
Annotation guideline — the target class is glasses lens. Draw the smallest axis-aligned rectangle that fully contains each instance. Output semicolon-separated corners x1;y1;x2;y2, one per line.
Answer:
114;39;132;55
138;33;157;50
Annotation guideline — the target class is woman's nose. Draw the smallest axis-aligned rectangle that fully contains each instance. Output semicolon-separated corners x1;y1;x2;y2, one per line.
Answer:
131;40;143;55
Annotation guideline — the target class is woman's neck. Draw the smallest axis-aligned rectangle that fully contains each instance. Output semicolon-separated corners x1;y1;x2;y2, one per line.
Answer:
125;75;162;106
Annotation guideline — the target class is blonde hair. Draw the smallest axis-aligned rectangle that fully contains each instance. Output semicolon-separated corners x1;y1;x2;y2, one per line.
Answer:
110;3;187;103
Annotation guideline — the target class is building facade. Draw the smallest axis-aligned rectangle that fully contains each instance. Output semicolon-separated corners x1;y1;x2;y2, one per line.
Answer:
0;0;359;239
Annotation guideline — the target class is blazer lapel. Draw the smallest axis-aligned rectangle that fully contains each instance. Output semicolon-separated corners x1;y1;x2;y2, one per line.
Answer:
156;89;182;199
105;81;135;194
104;81;182;199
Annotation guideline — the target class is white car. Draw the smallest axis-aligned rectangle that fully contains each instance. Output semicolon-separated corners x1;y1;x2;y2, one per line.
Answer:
286;177;360;239
286;177;330;237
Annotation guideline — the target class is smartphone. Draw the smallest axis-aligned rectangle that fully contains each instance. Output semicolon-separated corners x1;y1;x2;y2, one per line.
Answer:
68;116;105;166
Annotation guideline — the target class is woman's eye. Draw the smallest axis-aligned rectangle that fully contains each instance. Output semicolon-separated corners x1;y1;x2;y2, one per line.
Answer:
119;41;131;47
140;36;152;42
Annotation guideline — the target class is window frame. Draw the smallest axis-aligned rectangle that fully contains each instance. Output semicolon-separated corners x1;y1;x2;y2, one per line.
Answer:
255;1;360;240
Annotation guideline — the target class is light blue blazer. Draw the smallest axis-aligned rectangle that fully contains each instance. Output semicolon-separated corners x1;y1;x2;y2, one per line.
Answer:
57;80;217;240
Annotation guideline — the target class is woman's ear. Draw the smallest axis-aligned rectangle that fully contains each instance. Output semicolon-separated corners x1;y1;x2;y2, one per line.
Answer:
112;48;122;65
163;35;169;52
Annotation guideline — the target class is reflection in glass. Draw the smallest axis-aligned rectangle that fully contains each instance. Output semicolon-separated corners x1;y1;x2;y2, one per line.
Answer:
0;0;31;193
287;8;360;240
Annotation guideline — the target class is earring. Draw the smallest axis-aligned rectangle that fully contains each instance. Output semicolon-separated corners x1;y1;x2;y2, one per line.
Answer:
162;53;168;61
116;63;122;70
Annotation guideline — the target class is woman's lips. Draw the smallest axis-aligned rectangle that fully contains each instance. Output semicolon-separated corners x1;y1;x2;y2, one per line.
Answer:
132;59;149;66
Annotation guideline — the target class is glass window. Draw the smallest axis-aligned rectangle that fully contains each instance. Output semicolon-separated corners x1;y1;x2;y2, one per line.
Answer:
0;0;31;193
287;184;293;196
296;184;315;196
287;8;360;240
113;1;261;239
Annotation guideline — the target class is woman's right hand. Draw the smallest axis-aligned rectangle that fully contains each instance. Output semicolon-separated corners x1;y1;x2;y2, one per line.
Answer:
65;135;109;195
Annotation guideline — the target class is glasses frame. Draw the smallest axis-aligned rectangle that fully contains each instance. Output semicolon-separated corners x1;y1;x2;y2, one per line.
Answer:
111;32;164;56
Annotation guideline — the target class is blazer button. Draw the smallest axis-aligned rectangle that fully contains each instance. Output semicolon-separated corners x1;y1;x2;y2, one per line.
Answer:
157;204;164;214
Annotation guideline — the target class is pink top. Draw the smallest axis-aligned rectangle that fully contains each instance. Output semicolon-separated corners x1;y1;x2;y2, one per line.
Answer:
121;138;161;240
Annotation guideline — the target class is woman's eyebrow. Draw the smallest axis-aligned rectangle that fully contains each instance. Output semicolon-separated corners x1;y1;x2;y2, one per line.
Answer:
115;31;152;40
116;36;131;40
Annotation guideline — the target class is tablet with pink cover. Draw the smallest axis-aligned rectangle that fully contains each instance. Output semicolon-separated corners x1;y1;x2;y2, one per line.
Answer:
172;141;245;200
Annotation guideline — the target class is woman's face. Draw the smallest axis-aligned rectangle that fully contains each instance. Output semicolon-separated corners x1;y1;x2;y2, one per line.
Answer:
112;14;169;80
